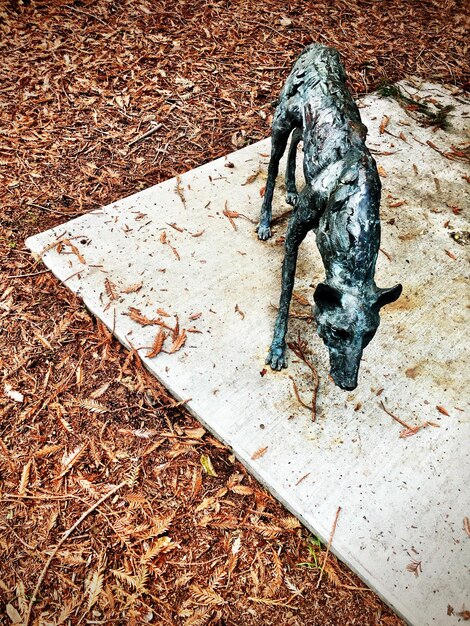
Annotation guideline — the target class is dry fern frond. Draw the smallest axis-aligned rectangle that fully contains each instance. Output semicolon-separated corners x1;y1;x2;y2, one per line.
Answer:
147;328;166;358
145;513;175;539
111;519;133;547
184;607;212;626
79;398;108;413
111;568;140;592
189;584;225;606
141;536;175;562
208;566;227;589
56;597;80;625
34;444;63;458
57;443;87;478
226;472;243;489
90;382;111;399
195;489;227;513
279;515;301;530
45;508;59;536
271;548;284;589
15;581;27;618
77;478;101;499
175;572;194;588
284;576;302;596
125;492;147;508
323;561;342;587
104;277;118;301
86;568;104;610
57;413;74;433
125;463;141;488
136;566;149;593
18;460;31;495
230;484;253;496
253;522;284;539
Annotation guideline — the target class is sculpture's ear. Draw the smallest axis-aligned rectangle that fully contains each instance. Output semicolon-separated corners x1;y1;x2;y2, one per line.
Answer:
314;283;342;309
375;284;402;309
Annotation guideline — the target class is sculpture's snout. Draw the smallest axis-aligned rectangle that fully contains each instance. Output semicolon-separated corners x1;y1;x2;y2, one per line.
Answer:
331;371;358;391
329;351;361;391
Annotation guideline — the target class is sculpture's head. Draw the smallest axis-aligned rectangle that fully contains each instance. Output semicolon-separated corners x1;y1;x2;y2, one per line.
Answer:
313;282;402;390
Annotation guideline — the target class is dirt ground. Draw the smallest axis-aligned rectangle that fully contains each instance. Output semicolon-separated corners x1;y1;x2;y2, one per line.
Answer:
0;1;468;624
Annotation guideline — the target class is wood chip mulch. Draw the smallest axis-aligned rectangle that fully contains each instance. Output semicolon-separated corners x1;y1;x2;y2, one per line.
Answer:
1;1;468;624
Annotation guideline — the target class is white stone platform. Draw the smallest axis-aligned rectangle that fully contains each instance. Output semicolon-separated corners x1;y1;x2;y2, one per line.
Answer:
27;82;469;625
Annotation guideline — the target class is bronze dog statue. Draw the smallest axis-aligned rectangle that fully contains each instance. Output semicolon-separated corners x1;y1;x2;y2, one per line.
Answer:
258;44;402;390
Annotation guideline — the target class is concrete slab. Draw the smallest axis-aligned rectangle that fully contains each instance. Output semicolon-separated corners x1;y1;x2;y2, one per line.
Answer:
27;81;469;625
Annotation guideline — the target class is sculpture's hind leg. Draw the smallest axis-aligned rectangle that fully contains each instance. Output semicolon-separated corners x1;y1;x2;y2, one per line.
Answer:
258;111;293;240
285;127;302;207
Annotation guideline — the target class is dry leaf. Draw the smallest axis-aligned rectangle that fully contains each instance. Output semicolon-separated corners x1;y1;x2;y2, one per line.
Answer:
251;446;268;460
406;560;422;577
436;405;450;416
292;291;309;306
379;115;390;134
126;307;157;326
80;399;108;413
59;443;88;476
147;329;166;358
105;278;118;300
170;329;187;353
86;569;104;610
200;454;217;477
463;516;470;537
235;304;245;319
35;444;62;458
223;202;239;230
168;222;184;232
61;239;86;264
230;484;253;495
18;460;31;495
242;170;261;185
6;604;22;624
90;382;110;399
122;281;143;294
4;384;24;403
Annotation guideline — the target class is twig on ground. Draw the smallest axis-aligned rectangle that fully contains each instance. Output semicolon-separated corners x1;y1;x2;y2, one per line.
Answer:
380;401;440;438
288;334;320;421
316;506;342;588
5;269;51;279
128;123;162;147
24;481;127;626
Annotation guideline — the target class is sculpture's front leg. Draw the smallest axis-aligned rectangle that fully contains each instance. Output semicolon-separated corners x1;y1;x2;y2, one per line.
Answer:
266;216;308;369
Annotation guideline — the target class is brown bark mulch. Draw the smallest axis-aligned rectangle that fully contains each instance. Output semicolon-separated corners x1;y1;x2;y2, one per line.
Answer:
0;1;468;624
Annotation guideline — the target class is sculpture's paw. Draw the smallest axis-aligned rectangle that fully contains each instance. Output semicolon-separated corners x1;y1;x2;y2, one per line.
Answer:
286;192;298;207
257;223;272;240
266;345;287;370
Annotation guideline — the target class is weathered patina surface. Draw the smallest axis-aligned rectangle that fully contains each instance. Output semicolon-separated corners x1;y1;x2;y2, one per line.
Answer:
259;44;402;390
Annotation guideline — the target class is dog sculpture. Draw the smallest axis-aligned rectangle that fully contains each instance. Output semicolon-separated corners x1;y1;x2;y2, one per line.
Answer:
258;44;402;390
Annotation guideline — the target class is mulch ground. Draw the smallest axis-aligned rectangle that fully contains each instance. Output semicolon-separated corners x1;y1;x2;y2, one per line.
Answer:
0;1;468;624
